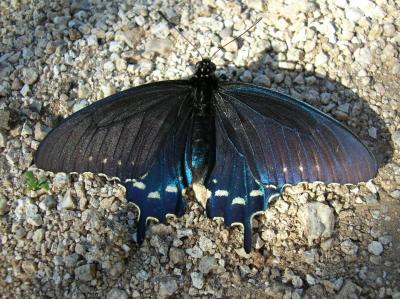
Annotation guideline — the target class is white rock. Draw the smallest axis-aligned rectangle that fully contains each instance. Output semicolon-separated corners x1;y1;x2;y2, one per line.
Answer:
383;23;396;37
378;235;392;245
116;28;143;49
392;130;400;147
109;41;124;53
315;52;328;66
60;189;75;210
159;278;178;298
20;84;30;96
368;127;377;139
75;264;96;281
199;236;213;252
198;256;218;274
337;280;361;297
366;181;378;193
32;228;45;243
239;70;252;82
345;7;364;22
27;214;43;226
145;38;172;56
21;68;39;85
334;0;348;8
354;47;372;66
292;28;308;43
150;21;170;39
368;241;383;255
292;275;303;288
177;228;193;239
39;195;56;211
26;202;43;226
138;59;153;76
287;48;304;61
53;173;69;189
191;272;204;289
0;132;6;148
390;190;400;200
72;100;89;112
306;274;316;285
107;288;128;299
337;103;350;114
101;83;115;97
186;246;203;258
298;202;335;244
103;61;115;72
275;199;289;213
0;197;7;215
341;240;358;255
34;123;49;141
86;35;98;47
350;0;385;19
246;0;264;10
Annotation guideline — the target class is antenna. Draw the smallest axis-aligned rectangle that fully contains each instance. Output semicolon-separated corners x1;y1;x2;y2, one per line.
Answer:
158;11;203;60
210;17;262;59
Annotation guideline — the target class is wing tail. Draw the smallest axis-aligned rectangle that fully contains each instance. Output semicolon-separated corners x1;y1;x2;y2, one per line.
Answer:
206;114;279;252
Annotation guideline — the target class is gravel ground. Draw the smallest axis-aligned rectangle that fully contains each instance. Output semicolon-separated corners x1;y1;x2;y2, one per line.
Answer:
1;0;400;298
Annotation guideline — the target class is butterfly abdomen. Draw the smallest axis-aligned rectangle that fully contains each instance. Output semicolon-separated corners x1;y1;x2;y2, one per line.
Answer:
185;113;216;184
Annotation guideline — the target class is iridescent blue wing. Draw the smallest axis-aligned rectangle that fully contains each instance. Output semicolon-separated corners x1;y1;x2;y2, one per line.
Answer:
207;82;377;252
125;109;192;243
35;80;193;242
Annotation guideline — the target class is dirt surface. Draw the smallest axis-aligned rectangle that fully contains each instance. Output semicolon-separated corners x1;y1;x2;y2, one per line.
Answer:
1;0;400;298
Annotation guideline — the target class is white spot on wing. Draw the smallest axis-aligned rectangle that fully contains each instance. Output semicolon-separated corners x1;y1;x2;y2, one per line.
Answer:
250;190;263;197
148;191;161;199
232;197;245;205
215;190;229;196
265;184;277;190
133;181;146;190
165;185;178;193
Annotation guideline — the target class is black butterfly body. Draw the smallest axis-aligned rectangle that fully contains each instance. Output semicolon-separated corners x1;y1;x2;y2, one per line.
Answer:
35;58;377;252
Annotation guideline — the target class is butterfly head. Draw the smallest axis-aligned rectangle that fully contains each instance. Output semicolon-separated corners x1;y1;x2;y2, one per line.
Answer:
195;59;216;78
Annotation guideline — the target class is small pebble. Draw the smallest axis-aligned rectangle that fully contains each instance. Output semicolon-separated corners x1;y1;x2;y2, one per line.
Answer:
368;241;383;256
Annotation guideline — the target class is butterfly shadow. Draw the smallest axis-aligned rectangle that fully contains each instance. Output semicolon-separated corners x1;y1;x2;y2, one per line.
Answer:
216;47;392;169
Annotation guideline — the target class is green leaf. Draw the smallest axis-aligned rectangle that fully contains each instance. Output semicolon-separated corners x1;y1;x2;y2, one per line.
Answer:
24;171;38;190
38;177;47;185
23;171;49;191
38;180;49;191
24;171;37;183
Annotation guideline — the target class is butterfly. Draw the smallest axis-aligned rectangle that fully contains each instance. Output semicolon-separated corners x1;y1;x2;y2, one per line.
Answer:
34;56;377;252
